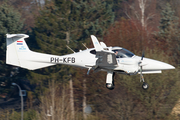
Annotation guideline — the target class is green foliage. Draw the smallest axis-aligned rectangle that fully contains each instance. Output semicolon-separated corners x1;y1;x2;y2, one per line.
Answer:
0;3;24;94
156;3;180;65
0;109;37;120
158;3;179;41
70;0;115;40
28;0;115;95
0;3;23;58
105;0;126;19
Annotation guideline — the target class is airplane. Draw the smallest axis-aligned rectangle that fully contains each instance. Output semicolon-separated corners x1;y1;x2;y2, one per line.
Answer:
6;34;175;90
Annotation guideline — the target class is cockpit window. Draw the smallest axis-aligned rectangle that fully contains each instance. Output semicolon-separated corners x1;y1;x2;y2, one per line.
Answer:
113;48;134;58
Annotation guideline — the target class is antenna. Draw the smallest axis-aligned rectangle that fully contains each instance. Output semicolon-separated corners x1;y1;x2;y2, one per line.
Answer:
66;45;75;53
82;43;88;49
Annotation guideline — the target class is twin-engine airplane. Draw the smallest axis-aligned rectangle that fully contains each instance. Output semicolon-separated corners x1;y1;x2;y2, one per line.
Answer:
6;34;175;90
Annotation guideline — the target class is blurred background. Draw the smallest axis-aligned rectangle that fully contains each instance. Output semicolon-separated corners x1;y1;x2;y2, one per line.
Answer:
0;0;180;119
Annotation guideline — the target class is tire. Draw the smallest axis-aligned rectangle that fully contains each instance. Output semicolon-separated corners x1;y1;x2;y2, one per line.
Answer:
106;83;114;90
142;82;149;90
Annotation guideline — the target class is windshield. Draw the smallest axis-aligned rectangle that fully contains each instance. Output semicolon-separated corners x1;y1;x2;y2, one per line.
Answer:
113;48;134;58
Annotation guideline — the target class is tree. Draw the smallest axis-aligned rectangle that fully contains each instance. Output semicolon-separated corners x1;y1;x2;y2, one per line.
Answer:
0;3;24;94
27;0;115;112
103;19;143;53
6;0;42;32
99;6;180;118
56;0;115;49
158;3;179;41
156;3;180;65
123;0;158;50
0;3;23;61
28;0;115;83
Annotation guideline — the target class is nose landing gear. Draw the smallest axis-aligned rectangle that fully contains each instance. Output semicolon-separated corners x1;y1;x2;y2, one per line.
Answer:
140;66;149;90
142;82;149;90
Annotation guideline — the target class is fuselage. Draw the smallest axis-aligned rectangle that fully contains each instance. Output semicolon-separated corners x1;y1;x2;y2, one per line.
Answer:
49;47;174;74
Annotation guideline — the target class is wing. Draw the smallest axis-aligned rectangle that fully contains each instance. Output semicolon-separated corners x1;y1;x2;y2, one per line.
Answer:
90;35;117;72
91;35;103;51
96;51;117;67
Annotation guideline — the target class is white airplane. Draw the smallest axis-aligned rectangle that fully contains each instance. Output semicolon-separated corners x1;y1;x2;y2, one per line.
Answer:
6;34;175;90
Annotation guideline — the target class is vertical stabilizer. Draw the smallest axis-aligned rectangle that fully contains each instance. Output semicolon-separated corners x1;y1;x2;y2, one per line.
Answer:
6;34;30;67
6;34;55;70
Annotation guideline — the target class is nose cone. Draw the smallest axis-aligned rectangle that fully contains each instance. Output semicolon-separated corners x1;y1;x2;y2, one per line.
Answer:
142;58;175;70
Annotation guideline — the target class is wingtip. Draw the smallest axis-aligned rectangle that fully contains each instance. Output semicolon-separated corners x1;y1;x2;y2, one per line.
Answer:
90;35;103;51
90;35;95;38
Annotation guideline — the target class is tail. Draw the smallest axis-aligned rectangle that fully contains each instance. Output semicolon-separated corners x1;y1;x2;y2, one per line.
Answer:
6;34;55;70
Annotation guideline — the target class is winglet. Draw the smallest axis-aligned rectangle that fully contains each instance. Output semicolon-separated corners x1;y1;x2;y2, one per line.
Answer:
91;35;103;51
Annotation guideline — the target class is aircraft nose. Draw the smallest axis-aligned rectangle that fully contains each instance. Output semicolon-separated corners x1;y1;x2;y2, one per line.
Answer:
156;62;175;70
142;58;175;70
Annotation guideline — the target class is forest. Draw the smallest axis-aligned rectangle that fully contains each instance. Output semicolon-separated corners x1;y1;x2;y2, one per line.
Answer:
0;0;180;120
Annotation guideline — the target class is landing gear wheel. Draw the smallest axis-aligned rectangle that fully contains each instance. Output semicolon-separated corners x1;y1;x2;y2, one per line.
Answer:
142;82;149;90
106;83;114;90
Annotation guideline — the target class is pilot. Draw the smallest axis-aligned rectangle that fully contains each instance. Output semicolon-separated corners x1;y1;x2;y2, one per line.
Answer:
115;51;119;58
115;51;118;55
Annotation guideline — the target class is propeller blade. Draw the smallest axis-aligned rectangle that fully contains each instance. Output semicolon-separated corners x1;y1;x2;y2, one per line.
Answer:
141;51;145;60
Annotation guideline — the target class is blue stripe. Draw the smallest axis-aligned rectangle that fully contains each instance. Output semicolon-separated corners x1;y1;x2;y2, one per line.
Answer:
17;43;23;45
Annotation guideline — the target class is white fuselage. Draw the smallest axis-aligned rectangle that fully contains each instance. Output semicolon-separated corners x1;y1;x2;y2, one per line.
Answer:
48;47;174;74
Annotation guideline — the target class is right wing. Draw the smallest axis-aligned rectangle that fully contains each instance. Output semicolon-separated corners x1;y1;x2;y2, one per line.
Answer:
90;35;118;72
91;35;103;51
96;51;117;67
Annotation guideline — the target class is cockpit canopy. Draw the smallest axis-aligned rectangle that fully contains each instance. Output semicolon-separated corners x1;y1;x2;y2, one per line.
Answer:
89;47;135;58
112;47;134;58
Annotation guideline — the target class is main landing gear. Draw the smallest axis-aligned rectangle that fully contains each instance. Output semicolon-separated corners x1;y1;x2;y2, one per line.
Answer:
106;83;114;90
106;72;115;90
105;69;149;90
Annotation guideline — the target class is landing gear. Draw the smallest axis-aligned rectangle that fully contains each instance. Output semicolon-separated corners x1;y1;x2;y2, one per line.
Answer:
106;83;114;90
140;73;149;90
140;66;149;90
142;82;149;90
106;71;115;90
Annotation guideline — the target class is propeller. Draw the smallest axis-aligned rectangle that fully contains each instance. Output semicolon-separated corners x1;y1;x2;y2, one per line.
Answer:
139;51;149;90
139;51;146;66
141;51;145;60
139;51;145;82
